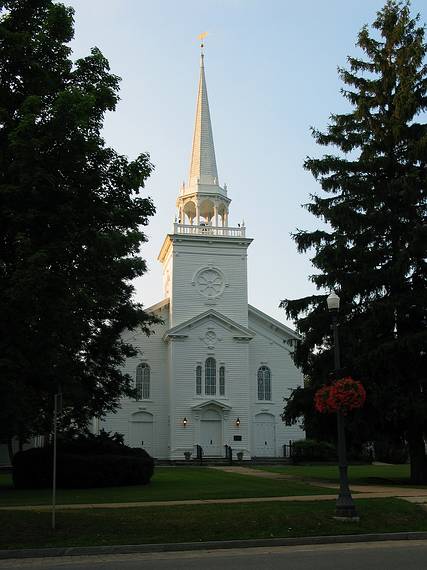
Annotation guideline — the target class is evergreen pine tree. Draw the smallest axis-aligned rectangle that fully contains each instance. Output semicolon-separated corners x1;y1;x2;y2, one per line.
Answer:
282;0;427;482
0;0;157;456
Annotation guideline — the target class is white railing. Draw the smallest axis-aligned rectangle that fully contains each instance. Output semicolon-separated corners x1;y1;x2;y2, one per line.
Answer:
173;223;246;238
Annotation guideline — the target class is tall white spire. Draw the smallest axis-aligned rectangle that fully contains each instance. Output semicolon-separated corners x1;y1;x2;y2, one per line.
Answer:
175;39;232;229
188;50;218;187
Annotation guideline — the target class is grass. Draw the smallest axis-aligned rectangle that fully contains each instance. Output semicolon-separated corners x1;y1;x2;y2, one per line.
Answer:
0;468;329;507
1;498;426;550
252;464;417;485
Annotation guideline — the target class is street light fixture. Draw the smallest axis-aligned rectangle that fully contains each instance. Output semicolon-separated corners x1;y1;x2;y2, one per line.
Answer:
327;291;359;520
326;291;340;311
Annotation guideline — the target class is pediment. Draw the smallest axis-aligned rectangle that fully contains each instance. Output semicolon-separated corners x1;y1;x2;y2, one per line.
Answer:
190;399;232;411
163;309;255;342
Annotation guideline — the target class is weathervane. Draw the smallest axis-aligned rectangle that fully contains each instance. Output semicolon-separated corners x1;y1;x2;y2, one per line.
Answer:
198;32;208;55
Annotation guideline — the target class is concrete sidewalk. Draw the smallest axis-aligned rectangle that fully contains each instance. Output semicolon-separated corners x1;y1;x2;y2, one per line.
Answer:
1;488;427;511
1;465;426;512
209;466;294;479
212;465;427;495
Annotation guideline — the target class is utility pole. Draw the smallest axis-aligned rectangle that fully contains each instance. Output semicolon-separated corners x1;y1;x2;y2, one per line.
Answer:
52;390;62;530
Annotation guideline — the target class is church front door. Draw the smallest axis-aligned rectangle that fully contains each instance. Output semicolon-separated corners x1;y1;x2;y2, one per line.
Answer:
129;412;154;456
200;410;222;456
254;414;276;457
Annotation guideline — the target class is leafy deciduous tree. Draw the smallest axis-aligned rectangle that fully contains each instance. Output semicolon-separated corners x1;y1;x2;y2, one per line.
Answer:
0;0;157;457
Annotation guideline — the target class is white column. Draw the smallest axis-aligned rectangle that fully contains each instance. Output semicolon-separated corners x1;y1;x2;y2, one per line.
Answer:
214;203;218;227
195;202;200;226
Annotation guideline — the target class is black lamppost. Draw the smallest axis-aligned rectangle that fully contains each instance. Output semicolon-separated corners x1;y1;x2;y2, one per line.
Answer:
327;291;359;520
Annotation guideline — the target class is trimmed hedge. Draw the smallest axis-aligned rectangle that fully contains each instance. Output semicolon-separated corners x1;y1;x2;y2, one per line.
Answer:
291;439;337;462
12;433;154;489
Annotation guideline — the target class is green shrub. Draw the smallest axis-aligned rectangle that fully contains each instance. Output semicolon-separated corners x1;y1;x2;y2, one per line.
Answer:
12;447;52;489
374;440;408;464
291;439;337;462
12;431;154;489
58;430;127;455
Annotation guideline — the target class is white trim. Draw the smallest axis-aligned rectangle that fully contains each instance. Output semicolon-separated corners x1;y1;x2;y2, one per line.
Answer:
163;309;255;341
146;298;170;314
191;399;232;411
248;304;299;339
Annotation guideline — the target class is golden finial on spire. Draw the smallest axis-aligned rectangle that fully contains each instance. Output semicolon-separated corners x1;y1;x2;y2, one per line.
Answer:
198;32;208;54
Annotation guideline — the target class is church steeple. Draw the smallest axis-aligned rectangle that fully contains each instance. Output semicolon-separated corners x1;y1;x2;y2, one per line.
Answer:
188;51;218;187
159;38;249;305
176;41;233;228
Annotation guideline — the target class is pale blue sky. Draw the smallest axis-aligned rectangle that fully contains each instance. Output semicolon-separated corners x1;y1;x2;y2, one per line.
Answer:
66;0;426;325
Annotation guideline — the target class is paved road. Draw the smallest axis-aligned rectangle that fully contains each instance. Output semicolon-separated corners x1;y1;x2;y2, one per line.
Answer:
1;541;427;570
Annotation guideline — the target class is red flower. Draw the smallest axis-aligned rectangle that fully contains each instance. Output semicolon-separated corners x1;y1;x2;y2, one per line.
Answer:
314;377;366;414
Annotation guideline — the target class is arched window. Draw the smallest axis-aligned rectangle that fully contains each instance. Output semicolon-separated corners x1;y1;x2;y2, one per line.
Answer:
136;363;150;400
257;366;271;401
196;365;202;395
205;357;216;395
219;366;225;396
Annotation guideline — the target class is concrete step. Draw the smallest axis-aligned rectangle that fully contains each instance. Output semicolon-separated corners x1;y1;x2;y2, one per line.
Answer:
156;458;233;466
155;457;292;466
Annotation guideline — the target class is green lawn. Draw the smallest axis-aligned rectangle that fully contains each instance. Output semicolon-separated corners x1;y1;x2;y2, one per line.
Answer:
1;498;426;550
253;464;417;485
0;468;329;507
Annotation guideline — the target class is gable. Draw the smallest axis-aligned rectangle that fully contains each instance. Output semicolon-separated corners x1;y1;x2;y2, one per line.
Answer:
163;309;255;342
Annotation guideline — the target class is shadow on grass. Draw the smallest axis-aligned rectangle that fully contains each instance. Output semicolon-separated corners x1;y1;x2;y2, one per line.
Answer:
0;468;331;507
1;498;426;550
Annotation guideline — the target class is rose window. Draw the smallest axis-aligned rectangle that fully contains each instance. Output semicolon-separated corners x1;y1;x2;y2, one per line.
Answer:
196;268;224;298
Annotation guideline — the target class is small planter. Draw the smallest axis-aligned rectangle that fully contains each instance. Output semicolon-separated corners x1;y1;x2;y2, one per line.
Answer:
184;451;192;461
236;451;244;461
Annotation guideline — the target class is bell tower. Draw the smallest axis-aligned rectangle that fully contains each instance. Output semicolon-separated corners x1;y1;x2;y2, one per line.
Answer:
158;41;252;328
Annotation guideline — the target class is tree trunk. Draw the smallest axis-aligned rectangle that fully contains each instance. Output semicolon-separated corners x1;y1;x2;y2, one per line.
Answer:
408;429;427;484
7;436;14;464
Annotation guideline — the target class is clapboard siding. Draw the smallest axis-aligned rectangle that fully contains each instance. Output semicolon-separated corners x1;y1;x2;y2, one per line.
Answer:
101;305;170;458
167;317;251;459
249;310;305;454
168;237;251;328
102;232;305;459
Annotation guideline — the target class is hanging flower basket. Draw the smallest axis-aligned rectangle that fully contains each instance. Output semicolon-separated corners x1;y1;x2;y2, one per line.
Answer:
314;377;366;415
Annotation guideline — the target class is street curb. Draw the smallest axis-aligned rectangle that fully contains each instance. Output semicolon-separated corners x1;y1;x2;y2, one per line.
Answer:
1;532;427;560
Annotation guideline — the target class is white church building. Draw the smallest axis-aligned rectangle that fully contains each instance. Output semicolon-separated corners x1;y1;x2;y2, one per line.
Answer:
101;50;304;460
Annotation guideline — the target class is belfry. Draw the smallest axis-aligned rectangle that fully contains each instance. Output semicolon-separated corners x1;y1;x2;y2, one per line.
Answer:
102;45;304;460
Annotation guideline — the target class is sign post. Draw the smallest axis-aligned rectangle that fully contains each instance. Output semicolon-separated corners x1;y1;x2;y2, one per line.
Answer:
52;391;62;530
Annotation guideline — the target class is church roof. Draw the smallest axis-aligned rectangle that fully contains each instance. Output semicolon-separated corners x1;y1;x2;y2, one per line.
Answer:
188;52;218;188
248;304;300;340
145;300;299;344
146;298;169;314
163;309;255;341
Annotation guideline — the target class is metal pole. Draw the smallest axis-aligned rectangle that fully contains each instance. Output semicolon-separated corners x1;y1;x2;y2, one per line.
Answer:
52;393;58;530
332;313;358;519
